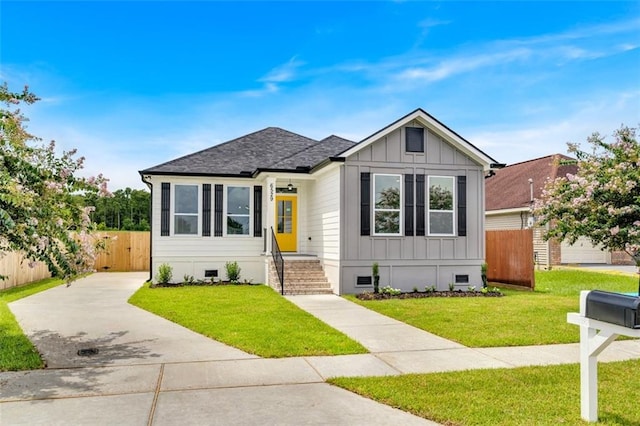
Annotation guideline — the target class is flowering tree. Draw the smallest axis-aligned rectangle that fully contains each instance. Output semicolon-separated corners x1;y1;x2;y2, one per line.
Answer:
533;126;640;268
0;84;109;282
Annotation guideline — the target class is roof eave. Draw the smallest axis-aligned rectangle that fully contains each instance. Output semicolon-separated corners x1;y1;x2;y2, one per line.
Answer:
138;170;257;179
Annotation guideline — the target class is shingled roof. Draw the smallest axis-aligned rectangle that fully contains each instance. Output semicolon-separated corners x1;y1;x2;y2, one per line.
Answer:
269;135;356;170
141;127;355;177
485;154;578;211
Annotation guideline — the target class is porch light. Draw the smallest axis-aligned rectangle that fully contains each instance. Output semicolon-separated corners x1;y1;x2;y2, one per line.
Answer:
287;179;294;191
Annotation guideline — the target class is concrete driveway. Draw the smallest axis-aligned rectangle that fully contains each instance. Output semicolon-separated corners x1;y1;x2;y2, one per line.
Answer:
4;272;639;425
7;273;255;368
1;272;437;426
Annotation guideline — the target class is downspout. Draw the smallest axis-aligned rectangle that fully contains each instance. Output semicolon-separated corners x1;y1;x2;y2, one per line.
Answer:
140;173;153;282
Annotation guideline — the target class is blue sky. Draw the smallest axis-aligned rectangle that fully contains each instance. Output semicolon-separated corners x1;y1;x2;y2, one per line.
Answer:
2;1;639;190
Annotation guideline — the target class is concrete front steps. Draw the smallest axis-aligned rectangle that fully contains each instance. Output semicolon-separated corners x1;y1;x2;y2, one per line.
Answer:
268;258;334;295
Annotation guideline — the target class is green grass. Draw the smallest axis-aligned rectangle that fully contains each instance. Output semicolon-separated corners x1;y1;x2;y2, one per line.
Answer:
129;283;368;357
346;269;638;347
0;277;65;371
330;359;640;425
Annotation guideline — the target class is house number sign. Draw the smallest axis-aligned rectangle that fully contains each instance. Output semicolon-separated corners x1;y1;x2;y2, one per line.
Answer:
269;183;274;201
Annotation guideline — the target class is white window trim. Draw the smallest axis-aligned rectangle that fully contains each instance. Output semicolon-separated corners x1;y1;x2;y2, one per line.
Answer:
372;173;403;236
427;175;456;236
173;184;200;236
225;185;252;237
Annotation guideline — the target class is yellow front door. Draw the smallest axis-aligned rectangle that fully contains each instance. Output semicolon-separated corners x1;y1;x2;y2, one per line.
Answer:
275;195;297;252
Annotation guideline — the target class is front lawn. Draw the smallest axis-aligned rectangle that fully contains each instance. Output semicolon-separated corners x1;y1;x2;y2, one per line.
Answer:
346;269;637;347
0;277;65;371
330;359;640;425
128;283;367;357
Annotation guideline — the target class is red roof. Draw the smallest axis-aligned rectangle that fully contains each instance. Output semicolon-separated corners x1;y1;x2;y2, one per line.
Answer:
485;154;578;211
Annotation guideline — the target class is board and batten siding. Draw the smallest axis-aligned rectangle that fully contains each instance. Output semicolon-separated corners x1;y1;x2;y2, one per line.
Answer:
305;166;342;292
340;124;486;293
150;176;265;283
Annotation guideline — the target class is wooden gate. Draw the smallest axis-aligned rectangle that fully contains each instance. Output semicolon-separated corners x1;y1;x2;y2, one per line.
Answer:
94;231;150;272
486;229;535;289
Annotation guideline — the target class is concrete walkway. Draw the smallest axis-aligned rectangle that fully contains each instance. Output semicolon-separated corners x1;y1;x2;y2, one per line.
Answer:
286;294;640;374
2;273;640;425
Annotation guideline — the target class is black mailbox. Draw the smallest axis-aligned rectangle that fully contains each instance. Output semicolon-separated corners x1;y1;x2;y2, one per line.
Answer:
585;290;640;329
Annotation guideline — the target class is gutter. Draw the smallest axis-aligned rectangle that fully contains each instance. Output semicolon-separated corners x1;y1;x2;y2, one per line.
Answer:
139;172;153;282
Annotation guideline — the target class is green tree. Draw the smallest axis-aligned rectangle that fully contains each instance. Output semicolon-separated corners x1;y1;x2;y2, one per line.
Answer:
0;84;109;281
533;126;640;266
84;187;149;230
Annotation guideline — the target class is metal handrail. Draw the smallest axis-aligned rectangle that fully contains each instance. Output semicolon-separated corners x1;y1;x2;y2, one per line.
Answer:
271;227;285;295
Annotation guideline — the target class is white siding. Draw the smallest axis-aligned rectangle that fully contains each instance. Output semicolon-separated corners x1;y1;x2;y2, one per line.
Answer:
306;167;341;292
533;227;549;267
485;212;524;230
150;175;265;283
307;167;341;261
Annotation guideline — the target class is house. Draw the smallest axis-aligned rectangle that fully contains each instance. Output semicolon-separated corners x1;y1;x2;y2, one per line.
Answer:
485;154;633;267
139;109;502;294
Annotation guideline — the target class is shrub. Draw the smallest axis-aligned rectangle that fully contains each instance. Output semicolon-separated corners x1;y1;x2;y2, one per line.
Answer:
156;264;173;284
380;285;401;296
372;262;380;294
481;262;488;288
225;261;241;283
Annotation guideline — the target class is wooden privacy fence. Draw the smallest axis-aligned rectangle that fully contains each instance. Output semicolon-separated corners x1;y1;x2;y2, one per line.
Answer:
486;229;535;289
94;231;150;272
0;252;51;290
1;231;150;290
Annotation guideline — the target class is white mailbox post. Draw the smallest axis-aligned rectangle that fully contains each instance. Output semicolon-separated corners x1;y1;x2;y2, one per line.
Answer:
567;290;640;422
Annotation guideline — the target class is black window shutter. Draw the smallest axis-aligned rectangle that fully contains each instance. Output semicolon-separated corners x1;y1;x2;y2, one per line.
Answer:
404;174;414;236
160;182;170;236
253;185;262;237
416;175;425;236
202;184;212;237
214;184;223;237
457;176;467;237
360;173;371;236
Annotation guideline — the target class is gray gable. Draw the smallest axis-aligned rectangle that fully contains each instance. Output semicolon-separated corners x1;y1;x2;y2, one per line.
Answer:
141;128;356;177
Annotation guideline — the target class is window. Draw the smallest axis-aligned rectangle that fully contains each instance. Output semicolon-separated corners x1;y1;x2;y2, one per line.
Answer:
373;174;402;235
227;186;250;235
428;176;455;235
175;185;198;235
406;127;424;153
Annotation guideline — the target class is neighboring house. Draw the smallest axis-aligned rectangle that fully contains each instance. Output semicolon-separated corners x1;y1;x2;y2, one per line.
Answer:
485;154;633;267
140;108;502;294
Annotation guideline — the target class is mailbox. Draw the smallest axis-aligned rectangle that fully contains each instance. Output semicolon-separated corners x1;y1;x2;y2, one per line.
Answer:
585;290;640;329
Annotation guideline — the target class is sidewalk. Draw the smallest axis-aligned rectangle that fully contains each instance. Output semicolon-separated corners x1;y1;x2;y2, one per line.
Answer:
285;294;640;374
2;273;639;425
1;273;436;425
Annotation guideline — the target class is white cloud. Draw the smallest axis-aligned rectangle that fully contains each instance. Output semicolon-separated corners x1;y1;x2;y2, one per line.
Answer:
467;90;640;165
260;57;305;83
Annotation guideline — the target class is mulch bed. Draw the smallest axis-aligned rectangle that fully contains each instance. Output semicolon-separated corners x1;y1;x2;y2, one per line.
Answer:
150;281;258;288
356;290;503;300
